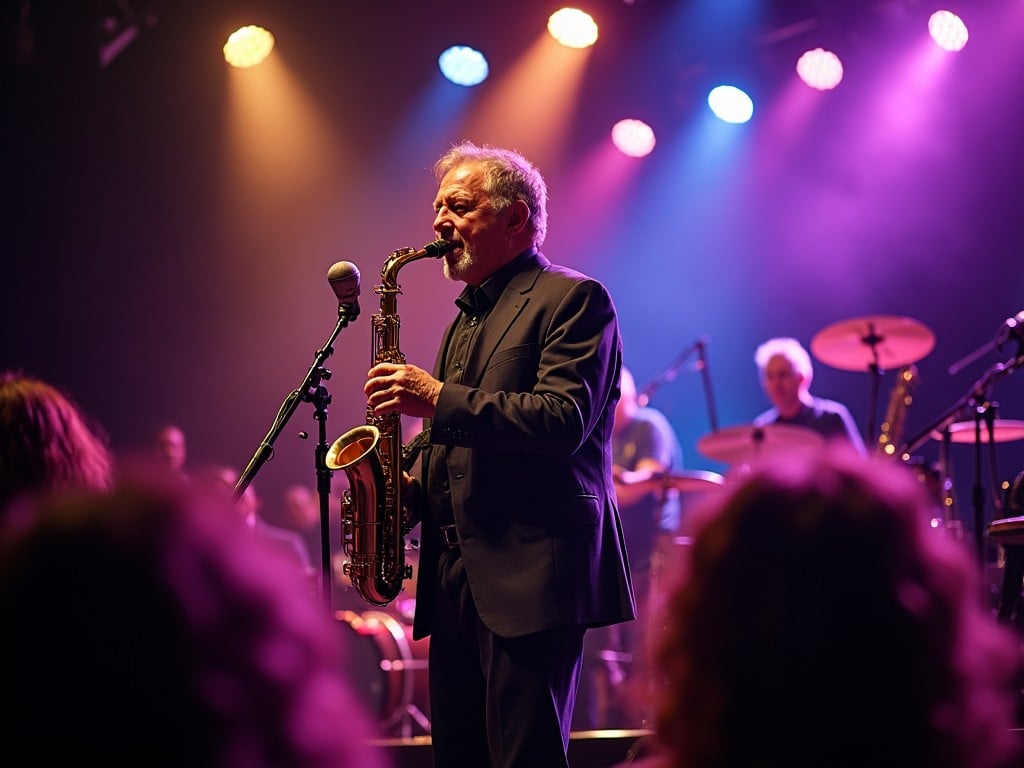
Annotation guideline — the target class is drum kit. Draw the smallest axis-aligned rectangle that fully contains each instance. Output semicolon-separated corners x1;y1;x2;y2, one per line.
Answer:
683;313;1024;574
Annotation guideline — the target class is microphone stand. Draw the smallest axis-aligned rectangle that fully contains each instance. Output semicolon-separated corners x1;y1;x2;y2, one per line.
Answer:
638;336;719;431
900;347;1024;570
233;303;359;617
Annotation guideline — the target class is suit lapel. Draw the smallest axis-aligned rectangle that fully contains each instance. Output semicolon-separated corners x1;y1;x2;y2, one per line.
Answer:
463;254;547;384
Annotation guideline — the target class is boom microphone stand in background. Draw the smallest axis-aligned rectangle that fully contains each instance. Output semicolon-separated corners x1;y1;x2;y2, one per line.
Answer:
233;261;363;617
900;311;1024;571
638;336;719;433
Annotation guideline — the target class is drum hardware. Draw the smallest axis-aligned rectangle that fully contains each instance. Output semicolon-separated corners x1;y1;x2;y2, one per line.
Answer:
810;314;936;444
696;422;824;465
986;470;1024;623
900;322;1024;571
335;609;431;738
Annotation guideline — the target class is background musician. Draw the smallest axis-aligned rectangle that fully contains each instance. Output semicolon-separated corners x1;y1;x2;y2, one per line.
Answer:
753;336;866;453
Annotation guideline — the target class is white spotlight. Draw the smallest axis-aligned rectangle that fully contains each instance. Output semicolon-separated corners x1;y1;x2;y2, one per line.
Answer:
796;48;844;90
928;10;969;52
708;85;754;124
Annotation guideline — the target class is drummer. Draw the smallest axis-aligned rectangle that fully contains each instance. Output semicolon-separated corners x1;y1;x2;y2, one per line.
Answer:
753;337;866;454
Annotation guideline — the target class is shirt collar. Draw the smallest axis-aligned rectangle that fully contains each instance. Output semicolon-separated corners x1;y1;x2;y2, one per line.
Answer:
455;247;536;316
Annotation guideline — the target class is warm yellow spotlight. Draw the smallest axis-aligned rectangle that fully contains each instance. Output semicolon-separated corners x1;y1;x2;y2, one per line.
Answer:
223;25;275;68
547;8;599;49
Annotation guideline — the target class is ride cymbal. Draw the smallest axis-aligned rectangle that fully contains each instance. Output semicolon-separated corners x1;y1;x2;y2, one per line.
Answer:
810;314;935;372
696;423;824;464
930;419;1024;444
625;469;726;495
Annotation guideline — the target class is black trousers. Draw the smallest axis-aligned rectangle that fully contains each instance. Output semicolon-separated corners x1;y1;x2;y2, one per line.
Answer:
428;548;585;768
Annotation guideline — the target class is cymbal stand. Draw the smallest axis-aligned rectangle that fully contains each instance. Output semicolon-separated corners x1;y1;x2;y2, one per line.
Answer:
968;397;1004;568
862;322;884;445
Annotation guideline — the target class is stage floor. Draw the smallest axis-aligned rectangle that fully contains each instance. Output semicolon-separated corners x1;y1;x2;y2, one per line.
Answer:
369;729;656;768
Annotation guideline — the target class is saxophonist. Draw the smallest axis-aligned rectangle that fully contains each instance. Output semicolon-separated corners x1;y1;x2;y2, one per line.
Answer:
363;141;635;768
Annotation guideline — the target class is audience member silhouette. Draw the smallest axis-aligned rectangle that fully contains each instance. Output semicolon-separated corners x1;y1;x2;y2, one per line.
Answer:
152;423;189;483
626;447;1022;768
0;480;389;768
194;465;314;578
281;482;322;569
0;370;113;514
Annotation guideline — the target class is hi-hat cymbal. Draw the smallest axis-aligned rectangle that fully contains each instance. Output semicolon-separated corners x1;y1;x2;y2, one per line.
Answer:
931;419;1024;444
810;314;935;372
626;469;726;495
697;423;824;464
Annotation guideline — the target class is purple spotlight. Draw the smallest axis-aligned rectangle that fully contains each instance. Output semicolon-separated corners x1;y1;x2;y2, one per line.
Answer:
928;10;968;52
796;48;844;90
611;119;656;158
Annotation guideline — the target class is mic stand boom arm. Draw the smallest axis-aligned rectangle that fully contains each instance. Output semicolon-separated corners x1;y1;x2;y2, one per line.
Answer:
900;351;1024;457
233;304;358;617
638;336;718;432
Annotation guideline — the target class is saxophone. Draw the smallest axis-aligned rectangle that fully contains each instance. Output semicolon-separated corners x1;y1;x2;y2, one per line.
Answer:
325;239;454;606
877;365;919;459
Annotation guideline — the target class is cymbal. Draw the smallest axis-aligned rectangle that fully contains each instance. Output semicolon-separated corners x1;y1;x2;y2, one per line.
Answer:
626;469;726;495
696;423;824;464
930;419;1024;444
810;315;935;372
987;516;1024;546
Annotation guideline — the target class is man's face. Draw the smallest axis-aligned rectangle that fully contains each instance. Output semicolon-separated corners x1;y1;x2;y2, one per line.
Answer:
156;427;186;471
432;162;511;285
762;354;803;412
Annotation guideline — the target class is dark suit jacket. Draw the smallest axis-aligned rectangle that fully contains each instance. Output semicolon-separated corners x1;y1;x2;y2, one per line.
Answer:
412;251;636;639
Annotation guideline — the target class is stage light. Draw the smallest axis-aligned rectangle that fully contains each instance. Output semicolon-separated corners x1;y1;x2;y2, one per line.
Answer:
439;45;489;86
611;119;656;158
928;10;968;52
796;48;844;90
223;25;275;68
707;85;754;124
547;8;599;49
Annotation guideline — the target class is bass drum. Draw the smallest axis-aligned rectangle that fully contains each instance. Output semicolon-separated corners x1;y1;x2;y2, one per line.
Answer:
335;609;431;738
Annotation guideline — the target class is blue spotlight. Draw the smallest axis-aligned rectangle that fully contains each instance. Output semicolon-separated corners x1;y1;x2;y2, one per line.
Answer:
707;85;754;124
438;45;489;86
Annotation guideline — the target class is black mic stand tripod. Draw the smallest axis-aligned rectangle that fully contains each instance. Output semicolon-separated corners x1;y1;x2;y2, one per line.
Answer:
233;302;359;618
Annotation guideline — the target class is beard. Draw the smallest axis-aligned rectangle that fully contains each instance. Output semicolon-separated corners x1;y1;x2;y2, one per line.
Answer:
442;245;476;282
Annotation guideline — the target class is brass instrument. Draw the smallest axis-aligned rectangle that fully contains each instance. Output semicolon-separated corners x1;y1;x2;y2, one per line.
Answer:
326;239;453;606
877;365;919;459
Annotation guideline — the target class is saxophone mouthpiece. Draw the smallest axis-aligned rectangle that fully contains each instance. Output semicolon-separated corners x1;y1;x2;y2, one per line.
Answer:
419;239;458;258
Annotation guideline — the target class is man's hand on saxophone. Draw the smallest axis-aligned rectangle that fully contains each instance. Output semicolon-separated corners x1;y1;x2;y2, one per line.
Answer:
365;362;442;418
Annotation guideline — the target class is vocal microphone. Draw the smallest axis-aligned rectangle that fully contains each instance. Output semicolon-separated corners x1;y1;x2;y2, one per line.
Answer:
327;261;361;318
996;310;1024;351
948;311;1024;375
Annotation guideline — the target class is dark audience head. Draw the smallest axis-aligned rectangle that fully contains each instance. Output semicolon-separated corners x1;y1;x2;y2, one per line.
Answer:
0;370;113;512
0;480;386;768
653;447;1022;768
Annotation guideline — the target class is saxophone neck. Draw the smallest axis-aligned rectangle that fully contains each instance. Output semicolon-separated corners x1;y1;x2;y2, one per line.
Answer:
380;239;453;289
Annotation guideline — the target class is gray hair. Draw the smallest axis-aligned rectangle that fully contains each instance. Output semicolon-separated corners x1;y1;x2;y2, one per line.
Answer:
434;140;548;246
754;337;813;388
